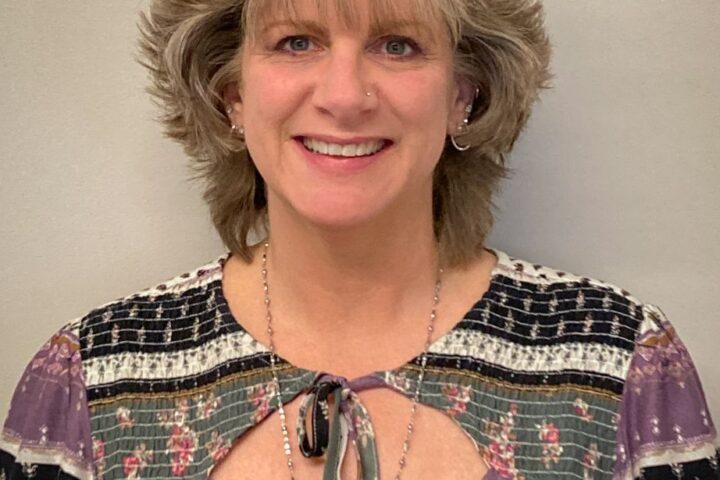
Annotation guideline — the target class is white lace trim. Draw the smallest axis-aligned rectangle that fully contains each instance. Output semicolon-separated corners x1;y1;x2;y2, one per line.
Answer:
0;435;92;480
615;440;718;479
83;330;268;387
430;328;633;378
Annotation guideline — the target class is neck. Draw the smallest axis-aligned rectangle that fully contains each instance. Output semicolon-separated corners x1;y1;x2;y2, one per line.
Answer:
262;196;440;334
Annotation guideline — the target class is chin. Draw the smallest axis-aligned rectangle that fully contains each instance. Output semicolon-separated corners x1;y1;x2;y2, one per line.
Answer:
291;192;391;230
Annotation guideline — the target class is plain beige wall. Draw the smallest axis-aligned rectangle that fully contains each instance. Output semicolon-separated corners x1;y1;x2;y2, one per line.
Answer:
1;1;718;429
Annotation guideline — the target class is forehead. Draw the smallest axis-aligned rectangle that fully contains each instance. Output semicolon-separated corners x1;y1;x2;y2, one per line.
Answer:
243;0;452;42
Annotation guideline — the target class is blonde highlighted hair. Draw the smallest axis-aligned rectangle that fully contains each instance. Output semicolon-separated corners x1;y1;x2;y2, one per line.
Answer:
138;0;552;267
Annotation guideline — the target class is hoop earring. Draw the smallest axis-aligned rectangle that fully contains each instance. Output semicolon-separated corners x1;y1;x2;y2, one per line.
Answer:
449;100;475;152
450;135;471;152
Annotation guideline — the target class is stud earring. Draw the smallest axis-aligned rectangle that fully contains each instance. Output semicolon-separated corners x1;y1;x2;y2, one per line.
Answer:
231;124;245;141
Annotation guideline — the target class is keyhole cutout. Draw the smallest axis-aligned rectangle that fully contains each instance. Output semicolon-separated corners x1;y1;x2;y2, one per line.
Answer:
210;388;488;479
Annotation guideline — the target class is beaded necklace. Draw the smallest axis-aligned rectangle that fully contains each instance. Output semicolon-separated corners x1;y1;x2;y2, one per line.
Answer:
261;242;443;479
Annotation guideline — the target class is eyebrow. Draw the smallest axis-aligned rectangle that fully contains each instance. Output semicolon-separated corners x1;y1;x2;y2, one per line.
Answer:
368;20;436;40
260;19;437;40
260;20;328;38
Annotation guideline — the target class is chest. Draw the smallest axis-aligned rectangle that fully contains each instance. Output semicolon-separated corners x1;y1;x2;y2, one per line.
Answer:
210;388;488;479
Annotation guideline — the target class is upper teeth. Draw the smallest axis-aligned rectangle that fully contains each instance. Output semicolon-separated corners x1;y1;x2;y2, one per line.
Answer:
303;137;385;157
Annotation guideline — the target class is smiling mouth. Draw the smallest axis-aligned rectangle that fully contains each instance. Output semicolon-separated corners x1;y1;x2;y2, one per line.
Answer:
295;136;392;158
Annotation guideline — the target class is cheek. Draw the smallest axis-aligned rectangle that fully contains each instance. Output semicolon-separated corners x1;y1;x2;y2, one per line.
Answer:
386;71;453;133
241;66;309;182
240;72;280;169
242;63;305;130
386;79;452;164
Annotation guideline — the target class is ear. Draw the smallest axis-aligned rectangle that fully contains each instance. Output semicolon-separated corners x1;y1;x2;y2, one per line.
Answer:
222;81;244;127
447;76;476;135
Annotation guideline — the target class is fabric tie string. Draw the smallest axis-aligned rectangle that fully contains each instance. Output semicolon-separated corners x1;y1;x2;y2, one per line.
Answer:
297;373;388;480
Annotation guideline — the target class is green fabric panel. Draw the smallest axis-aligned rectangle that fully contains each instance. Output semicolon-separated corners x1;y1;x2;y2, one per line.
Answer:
90;363;622;479
88;367;316;479
385;366;621;479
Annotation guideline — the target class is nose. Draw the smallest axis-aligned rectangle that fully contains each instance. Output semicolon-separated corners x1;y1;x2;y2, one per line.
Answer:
311;43;376;123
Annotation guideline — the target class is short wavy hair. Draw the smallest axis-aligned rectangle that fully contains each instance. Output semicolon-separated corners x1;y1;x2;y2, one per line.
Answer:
138;0;551;267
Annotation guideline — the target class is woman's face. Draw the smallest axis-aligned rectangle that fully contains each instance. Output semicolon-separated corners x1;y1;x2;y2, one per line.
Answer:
228;0;472;230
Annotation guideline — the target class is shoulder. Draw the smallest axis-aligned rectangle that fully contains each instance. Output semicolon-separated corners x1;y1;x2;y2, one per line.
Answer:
488;248;690;347
487;249;719;478
79;253;229;334
432;248;660;401
0;254;275;479
487;247;648;343
1;320;90;478
490;248;643;302
77;255;226;375
73;253;272;397
475;248;691;395
486;248;696;368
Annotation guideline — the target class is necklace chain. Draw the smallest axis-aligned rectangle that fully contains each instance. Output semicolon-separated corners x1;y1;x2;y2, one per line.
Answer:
261;242;443;480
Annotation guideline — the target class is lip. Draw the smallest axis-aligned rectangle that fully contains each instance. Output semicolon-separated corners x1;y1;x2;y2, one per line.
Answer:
293;136;392;175
296;134;391;145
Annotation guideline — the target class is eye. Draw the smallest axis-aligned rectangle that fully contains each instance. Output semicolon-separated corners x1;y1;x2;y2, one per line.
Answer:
277;35;316;53
379;37;421;57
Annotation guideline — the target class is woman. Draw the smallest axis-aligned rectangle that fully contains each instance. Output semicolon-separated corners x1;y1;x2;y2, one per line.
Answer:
1;0;717;479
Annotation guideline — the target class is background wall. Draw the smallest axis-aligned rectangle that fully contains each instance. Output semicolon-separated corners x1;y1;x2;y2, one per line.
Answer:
1;0;718;427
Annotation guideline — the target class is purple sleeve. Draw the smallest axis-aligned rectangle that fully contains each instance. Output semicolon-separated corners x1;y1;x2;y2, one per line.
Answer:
614;304;718;480
0;326;94;480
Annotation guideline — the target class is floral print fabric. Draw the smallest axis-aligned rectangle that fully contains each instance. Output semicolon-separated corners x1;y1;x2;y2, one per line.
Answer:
0;249;717;479
615;305;718;479
0;328;93;480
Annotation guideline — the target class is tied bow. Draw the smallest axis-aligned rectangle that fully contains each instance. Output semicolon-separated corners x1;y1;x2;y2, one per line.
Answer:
297;373;386;480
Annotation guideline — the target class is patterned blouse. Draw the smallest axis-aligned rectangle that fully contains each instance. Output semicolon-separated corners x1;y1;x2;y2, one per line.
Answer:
1;248;718;480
